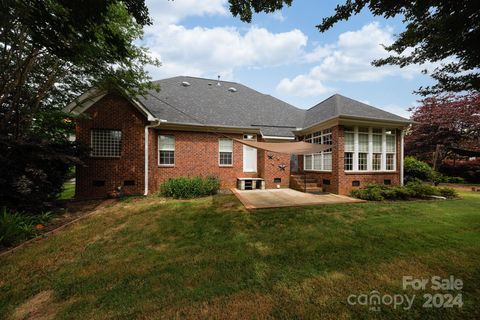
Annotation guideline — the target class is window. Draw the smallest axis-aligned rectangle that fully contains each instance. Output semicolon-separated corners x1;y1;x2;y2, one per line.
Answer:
243;134;256;140
158;135;175;165
386;153;395;170
386;134;396;153
344;152;353;171
91;129;121;157
358;133;369;152
344;132;354;152
372;153;382;171
343;126;396;171
323;152;332;171
358;153;368;170
219;138;233;166
372;134;382;153
313;154;322;170
304;128;333;171
304;155;313;170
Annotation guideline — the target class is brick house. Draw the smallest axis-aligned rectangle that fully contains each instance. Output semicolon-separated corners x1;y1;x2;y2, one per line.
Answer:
65;76;411;198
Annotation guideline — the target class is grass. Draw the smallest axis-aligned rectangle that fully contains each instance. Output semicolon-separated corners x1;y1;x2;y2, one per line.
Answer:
0;191;479;319
58;181;75;200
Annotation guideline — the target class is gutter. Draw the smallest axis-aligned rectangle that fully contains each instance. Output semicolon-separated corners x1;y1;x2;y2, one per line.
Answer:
144;119;166;195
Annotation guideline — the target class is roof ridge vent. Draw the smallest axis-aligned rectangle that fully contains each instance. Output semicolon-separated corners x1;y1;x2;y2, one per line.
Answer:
181;81;191;87
228;87;237;92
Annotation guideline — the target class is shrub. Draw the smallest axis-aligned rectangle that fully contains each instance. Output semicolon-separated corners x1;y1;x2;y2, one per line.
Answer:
160;176;220;199
404;181;439;198
349;182;456;201
443;176;465;184
439;159;480;184
404;156;435;182
0;208;37;247
438;187;458;198
0;138;86;213
350;185;384;201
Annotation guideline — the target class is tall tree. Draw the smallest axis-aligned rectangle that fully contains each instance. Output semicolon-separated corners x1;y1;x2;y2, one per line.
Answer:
228;0;480;95
0;0;159;140
0;0;159;210
405;93;480;163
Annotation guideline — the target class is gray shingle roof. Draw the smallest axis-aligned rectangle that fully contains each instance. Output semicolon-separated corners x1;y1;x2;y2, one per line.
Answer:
136;76;410;137
303;94;410;128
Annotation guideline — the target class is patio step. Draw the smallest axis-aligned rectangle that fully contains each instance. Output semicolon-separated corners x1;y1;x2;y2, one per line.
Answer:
290;175;323;193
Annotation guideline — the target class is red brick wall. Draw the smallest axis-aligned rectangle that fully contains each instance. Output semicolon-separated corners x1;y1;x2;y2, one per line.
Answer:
148;131;259;193
258;150;291;189
75;93;147;198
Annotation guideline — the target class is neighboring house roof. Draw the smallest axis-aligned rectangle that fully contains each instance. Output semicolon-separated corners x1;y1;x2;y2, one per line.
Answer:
66;76;411;137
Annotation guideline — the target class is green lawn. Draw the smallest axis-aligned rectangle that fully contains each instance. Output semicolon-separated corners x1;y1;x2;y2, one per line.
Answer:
1;192;479;319
58;181;75;200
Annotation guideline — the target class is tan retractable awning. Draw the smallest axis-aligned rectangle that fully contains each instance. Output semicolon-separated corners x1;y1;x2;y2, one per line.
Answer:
233;139;331;155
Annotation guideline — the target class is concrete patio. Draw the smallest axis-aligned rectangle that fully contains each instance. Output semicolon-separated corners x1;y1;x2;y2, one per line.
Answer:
231;188;365;209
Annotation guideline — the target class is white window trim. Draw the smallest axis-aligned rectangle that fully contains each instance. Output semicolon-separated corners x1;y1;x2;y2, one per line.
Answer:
158;135;175;167
219;138;234;167
344;126;397;172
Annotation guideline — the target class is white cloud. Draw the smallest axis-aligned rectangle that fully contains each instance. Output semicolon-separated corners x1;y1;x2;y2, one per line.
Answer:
145;0;227;25
277;75;332;97
272;11;286;22
145;25;308;79
277;22;427;97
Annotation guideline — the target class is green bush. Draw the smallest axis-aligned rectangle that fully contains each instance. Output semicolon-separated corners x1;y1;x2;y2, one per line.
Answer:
438;187;458;198
404;156;435;182
160;176;220;199
0;208;37;247
349;182;457;201
404;181;439;198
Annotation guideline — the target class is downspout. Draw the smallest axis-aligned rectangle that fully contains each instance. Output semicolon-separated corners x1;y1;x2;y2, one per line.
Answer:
144;119;164;195
400;129;405;186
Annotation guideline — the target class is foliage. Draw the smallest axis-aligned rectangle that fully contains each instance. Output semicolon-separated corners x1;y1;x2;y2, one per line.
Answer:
0;207;44;247
228;0;480;95
404;156;435;182
438;187;459;199
0;138;87;212
0;1;158;211
350;182;457;201
0;0;159;140
405;94;480;163
160;176;220;199
439;159;480;184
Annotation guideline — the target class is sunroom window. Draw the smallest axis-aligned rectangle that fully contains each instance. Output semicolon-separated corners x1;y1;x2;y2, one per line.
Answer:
343;126;396;171
304;127;333;171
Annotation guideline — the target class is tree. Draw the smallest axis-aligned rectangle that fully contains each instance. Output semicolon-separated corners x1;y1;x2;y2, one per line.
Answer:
228;0;480;95
0;1;159;211
405;93;480;164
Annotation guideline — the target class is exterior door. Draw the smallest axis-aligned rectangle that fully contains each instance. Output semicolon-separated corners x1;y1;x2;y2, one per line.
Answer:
290;154;298;173
243;145;257;172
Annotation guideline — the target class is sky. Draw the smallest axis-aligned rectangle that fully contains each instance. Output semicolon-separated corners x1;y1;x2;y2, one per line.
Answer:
140;0;437;118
